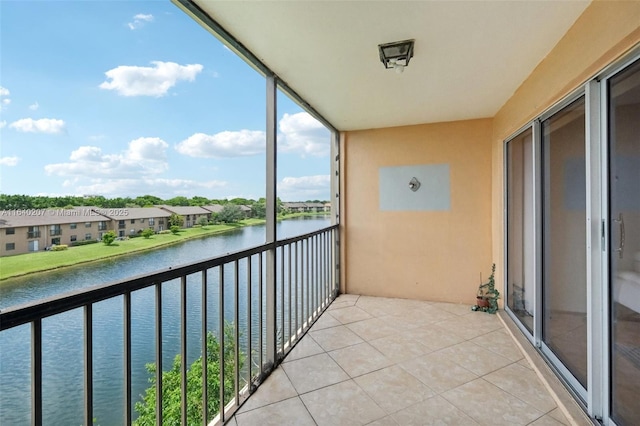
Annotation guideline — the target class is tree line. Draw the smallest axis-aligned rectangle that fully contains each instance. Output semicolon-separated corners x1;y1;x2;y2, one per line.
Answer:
0;194;328;211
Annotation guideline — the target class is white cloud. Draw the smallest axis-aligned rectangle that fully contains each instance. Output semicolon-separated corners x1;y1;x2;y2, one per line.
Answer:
99;61;203;97
29;101;39;111
176;130;265;158
175;112;329;159
64;177;226;199
278;175;330;201
0;86;10;111
278;112;330;157
0;156;20;166
0;121;6;129
9;118;66;134
128;13;154;30
45;137;169;179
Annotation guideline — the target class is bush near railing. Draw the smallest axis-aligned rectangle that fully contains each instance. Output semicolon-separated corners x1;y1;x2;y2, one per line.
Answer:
51;245;68;251
133;324;243;426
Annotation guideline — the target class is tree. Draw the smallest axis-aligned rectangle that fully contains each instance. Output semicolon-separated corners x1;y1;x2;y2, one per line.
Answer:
133;326;243;426
102;231;117;246
166;196;190;206
169;214;184;228
251;202;266;219
217;204;243;223
196;216;209;227
141;228;154;239
170;226;180;235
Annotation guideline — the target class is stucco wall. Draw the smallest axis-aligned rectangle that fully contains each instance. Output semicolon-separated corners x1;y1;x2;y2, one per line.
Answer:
341;119;493;303
491;0;640;289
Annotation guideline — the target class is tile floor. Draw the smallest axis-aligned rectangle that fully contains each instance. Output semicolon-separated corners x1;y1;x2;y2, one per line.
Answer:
228;295;583;426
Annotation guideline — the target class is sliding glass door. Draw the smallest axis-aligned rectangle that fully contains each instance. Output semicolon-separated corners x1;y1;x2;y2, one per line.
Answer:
608;58;640;426
506;128;535;334
541;96;588;390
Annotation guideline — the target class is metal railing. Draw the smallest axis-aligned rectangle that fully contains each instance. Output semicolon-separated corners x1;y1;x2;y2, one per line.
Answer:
0;224;339;425
27;231;41;239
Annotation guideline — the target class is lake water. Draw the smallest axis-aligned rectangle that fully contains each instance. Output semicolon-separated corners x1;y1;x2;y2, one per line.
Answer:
0;217;330;426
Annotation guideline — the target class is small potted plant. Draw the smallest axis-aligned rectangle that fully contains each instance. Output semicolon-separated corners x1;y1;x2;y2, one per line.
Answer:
472;263;499;314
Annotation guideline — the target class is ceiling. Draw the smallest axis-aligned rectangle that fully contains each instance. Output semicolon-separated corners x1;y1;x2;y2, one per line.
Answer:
189;1;590;131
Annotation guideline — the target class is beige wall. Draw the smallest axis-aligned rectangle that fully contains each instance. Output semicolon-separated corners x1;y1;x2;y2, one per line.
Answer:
341;119;493;303
340;1;640;303
491;0;640;290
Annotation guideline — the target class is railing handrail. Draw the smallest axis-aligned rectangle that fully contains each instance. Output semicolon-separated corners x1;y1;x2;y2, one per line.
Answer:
0;224;338;331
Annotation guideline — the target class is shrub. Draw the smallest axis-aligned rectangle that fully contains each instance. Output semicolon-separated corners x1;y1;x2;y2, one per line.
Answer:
70;240;98;247
51;244;68;251
133;325;243;426
141;228;154;239
170;226;180;235
102;231;117;246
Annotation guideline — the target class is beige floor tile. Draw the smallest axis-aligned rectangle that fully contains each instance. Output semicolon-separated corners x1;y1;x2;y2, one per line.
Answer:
329;342;393;377
329;300;359;311
442;379;544;426
519;358;534;370
434;341;513;376
328;306;374;324
365;416;399;425
347;317;400;341
334;294;361;304
434;302;477;316
471;329;524;362
310;312;342;331
283;334;324;363
433;312;503;340
528;414;567;426
300;380;387;426
311;324;364;351
386;305;459;328
235;397;315;426
483;363;557;413
281;353;349;394
547;407;569;425
400;323;466;352
400;352;478;393
237;368;298;413
393;395;480;425
354;365;435;414
369;333;431;363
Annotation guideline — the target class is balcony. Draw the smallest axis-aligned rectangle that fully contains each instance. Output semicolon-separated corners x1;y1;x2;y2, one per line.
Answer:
0;225;338;425
27;231;41;239
49;229;61;237
230;295;591;426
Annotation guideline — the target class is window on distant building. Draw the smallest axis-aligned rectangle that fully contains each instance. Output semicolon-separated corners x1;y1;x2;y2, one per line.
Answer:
85;222;91;228
85;233;92;241
50;225;62;236
6;243;15;251
6;228;15;235
70;235;77;242
131;219;135;224
70;223;77;229
27;226;40;238
149;218;155;226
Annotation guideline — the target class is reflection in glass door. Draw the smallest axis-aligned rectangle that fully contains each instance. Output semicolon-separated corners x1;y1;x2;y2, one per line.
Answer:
541;96;588;390
506;128;535;333
608;59;640;426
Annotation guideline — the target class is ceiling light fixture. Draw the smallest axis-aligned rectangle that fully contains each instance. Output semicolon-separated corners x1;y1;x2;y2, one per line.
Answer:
378;39;415;74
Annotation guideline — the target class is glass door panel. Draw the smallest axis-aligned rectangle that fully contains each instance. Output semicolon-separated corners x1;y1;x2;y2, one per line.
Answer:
541;97;588;389
507;128;535;333
609;58;640;426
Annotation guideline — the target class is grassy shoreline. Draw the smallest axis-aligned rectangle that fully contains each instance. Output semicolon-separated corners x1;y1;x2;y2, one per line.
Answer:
0;213;328;281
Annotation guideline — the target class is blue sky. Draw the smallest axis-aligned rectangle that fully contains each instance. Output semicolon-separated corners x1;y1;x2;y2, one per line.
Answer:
0;1;331;202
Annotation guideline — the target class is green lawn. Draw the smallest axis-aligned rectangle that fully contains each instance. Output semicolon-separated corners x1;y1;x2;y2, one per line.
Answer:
0;220;265;281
